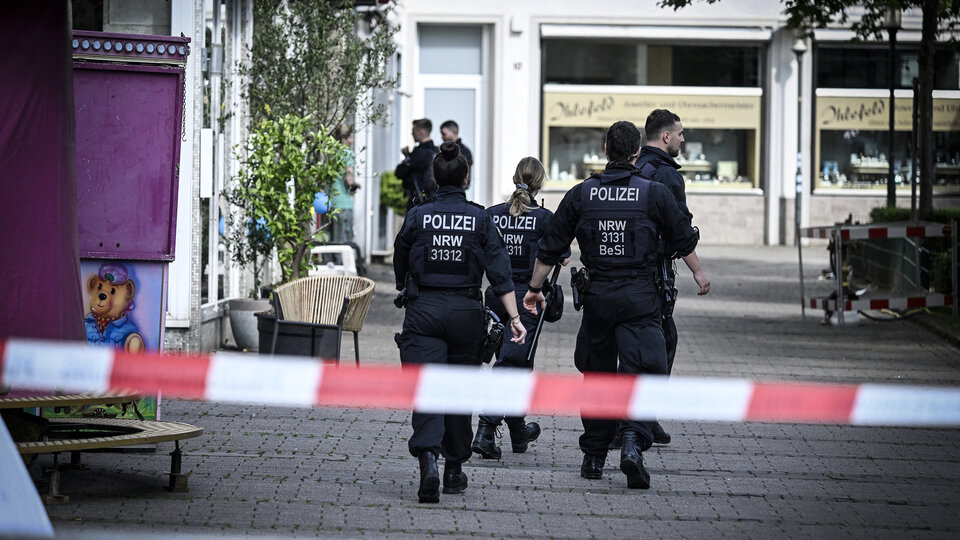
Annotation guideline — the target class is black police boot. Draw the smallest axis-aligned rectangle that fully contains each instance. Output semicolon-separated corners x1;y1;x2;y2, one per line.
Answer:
609;433;622;450
442;461;468;494
417;451;440;503
471;420;502;460
652;422;672;445
580;453;605;480
619;431;651;489
507;421;541;453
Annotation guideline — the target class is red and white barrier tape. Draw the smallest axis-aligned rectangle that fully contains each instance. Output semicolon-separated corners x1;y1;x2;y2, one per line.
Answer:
2;338;959;426
801;224;949;240
805;294;954;312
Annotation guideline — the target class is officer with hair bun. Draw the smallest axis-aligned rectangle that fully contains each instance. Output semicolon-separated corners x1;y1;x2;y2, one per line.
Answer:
394;141;527;504
472;157;567;460
523;120;699;490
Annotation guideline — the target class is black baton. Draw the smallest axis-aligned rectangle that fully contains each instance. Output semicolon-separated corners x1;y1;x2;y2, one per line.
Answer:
526;264;562;366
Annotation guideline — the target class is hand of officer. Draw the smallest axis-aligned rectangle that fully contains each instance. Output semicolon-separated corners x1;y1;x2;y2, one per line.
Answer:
694;270;711;295
522;290;545;315
508;317;526;344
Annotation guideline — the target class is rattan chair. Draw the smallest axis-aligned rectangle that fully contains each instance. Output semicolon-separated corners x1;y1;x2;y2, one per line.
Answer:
269;275;376;364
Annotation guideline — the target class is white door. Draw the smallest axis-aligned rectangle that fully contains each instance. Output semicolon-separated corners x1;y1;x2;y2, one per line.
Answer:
415;24;488;204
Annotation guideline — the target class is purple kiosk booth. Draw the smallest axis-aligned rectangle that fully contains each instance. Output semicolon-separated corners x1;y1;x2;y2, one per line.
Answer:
66;31;191;420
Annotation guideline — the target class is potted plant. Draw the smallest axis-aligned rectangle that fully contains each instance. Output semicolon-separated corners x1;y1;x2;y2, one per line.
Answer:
223;217;273;351
224;0;398;356
224;112;348;355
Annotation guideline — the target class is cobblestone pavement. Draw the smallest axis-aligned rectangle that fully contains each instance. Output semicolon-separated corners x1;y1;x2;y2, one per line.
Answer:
33;245;960;539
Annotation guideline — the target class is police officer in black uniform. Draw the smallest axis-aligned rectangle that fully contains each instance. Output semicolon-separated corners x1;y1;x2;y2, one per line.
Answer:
473;156;565;460
394;141;527;504
396;118;439;208
634;109;711;445
523;121;699;490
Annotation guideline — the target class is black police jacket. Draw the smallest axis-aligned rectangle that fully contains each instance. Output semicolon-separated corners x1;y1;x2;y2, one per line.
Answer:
395;140;438;195
536;162;699;277
636;146;692;220
486;200;557;285
394;185;515;296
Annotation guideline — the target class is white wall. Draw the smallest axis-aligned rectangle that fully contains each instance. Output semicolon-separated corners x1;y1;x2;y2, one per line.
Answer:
165;0;202;350
401;0;787;207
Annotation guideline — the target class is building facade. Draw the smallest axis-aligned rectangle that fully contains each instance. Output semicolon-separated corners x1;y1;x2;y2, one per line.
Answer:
72;1;959;351
371;0;959;252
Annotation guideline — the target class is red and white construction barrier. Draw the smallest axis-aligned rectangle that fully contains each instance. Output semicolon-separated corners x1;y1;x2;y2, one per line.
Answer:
801;223;950;241
2;338;960;426
805;293;954;312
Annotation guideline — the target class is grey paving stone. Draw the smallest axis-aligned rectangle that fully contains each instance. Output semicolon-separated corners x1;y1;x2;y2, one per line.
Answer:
27;246;960;539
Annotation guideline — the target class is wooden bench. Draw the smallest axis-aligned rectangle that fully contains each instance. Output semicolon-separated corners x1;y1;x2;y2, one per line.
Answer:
1;393;203;504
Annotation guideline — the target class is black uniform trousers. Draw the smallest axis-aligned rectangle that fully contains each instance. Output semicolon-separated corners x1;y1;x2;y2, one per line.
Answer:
479;287;541;428
399;290;485;463
573;278;667;457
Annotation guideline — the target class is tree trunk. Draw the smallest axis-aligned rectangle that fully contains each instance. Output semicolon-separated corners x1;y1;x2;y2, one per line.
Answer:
291;244;306;281
917;0;937;218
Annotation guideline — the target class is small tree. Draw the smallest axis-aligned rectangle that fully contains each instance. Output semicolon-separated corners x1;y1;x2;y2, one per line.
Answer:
242;0;398;130
224;113;347;284
226;0;397;289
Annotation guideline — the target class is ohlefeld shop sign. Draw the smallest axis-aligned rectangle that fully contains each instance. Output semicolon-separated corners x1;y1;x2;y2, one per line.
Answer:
543;90;761;129
816;96;960;131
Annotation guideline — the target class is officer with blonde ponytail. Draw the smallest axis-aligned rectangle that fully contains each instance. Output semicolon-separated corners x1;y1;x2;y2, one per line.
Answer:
472;157;566;460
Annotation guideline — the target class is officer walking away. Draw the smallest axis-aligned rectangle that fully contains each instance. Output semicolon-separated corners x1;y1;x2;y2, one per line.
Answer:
395;118;439;208
440;120;473;168
523;121;699;490
473;157;565;460
636;109;711;431
394;142;527;504
602;109;711;449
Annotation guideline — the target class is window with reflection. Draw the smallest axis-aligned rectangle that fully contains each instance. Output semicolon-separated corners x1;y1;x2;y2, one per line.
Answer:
814;44;960;192
541;39;764;189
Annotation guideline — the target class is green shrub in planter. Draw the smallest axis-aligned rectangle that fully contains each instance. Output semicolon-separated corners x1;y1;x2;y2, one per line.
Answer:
380;171;407;215
870;206;960;224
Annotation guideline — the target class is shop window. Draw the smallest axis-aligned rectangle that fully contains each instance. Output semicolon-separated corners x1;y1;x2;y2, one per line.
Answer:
546;127;606;182
935;49;960;90
543;41;643;85
817;45;960;91
670;46;761;87
675;128;755;186
542;89;762;189
814;94;960;191
814;44;960;191
541;38;763;189
543;40;761;87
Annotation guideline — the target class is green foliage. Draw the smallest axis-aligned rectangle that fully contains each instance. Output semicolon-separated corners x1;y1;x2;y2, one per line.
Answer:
224;113;347;284
242;0;398;131
658;0;960;40
869;206;960;223
379;171;407;215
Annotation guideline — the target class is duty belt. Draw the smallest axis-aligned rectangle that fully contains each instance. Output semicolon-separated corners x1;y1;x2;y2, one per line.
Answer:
588;269;657;282
420;286;482;300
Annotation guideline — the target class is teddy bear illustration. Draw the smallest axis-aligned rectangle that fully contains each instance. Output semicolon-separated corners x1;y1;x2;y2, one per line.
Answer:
84;262;145;352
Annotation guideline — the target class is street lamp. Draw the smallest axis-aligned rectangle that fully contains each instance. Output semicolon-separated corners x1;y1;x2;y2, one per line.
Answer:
793;36;807;320
792;37;807;247
885;6;901;208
